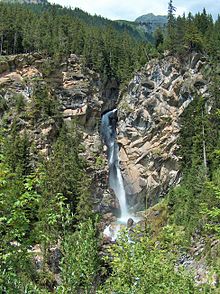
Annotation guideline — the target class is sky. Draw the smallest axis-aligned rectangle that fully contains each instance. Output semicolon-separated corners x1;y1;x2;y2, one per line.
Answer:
50;0;220;21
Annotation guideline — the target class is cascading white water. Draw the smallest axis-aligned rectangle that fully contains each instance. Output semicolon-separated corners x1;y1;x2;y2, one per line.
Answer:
109;143;129;222
101;109;129;222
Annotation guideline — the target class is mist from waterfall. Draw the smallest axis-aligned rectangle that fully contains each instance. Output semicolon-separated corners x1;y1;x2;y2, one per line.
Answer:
101;109;129;222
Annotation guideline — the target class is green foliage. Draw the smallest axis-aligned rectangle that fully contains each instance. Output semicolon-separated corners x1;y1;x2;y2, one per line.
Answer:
0;2;149;83
163;5;217;56
166;0;177;51
94;154;105;168
167;166;207;239
0;147;45;292
35;123;93;245
169;100;220;236
0;95;8;113
58;218;100;294
4;129;33;176
27;81;61;123
36;192;73;245
200;168;220;236
14;93;26;112
165;58;220;287
178;94;219;173
0;119;94;292
1;2;220;293
99;228;197;294
154;27;164;49
75;176;94;222
0;131;35;249
0;239;46;294
0;173;41;242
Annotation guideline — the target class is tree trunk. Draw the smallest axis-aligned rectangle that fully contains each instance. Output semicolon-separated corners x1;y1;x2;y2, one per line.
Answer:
13;32;17;54
202;109;207;174
0;34;3;55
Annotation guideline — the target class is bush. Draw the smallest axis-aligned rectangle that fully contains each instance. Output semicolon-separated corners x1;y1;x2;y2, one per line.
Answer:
99;228;197;294
58;218;100;293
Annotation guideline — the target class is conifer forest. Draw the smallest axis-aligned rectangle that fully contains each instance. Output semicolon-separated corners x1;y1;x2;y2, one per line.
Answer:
0;0;219;293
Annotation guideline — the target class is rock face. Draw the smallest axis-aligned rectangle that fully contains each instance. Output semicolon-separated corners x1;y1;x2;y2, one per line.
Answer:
118;54;208;210
0;54;103;149
0;52;209;214
135;13;167;34
0;53;118;213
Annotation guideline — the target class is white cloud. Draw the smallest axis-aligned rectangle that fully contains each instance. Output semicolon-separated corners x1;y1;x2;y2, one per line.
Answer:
51;0;169;20
50;0;220;20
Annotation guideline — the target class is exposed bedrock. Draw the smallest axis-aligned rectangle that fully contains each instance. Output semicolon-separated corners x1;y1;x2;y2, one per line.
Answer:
117;53;209;210
0;52;210;214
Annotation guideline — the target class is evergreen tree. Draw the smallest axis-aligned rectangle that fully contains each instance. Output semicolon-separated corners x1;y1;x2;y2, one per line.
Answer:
167;0;177;51
154;27;164;49
59;218;100;293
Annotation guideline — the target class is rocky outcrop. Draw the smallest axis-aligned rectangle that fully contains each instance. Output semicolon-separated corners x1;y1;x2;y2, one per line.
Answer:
0;54;102;130
0;52;210;215
135;13;167;34
118;53;209;210
0;53;110;211
179;236;220;287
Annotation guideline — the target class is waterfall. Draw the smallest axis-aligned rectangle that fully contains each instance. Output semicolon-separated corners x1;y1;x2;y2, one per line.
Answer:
101;109;129;222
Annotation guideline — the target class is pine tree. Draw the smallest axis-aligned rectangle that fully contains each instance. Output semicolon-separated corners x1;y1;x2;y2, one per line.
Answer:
154;27;164;49
167;0;177;51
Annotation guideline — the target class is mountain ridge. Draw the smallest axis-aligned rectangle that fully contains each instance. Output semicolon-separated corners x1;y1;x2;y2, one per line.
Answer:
135;13;167;33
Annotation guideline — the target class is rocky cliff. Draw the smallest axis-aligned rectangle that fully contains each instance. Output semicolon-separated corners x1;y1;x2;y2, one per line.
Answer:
0;53;103;151
0;52;216;285
117;53;208;211
0;53;119;216
0;53;209;216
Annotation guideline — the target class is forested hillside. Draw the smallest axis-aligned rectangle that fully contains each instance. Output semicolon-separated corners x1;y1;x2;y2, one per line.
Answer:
0;2;154;83
0;1;219;293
